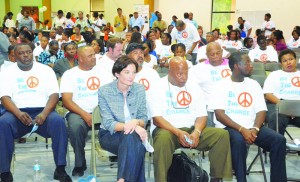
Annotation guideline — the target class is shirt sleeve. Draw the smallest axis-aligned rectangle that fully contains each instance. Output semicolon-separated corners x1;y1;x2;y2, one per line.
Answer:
263;72;276;94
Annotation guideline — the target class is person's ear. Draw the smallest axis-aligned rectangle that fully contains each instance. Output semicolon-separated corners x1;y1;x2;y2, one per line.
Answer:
115;73;120;79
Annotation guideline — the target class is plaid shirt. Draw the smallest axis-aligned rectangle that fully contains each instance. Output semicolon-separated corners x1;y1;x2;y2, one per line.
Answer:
98;80;147;134
38;50;64;65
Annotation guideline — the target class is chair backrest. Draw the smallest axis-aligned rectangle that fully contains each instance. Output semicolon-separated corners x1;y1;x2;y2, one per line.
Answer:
265;63;281;71
92;106;102;125
251;69;266;75
250;74;267;87
225;48;238;54
252;62;265;71
277;100;300;117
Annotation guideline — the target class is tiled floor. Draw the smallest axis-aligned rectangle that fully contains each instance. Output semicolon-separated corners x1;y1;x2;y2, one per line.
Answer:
11;127;300;182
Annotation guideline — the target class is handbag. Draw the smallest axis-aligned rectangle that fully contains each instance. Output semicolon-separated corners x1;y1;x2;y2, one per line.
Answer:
167;151;209;182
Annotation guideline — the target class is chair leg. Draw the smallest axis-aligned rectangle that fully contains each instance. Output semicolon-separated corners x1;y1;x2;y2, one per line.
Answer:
285;130;294;140
258;148;267;182
66;143;71;173
148;152;152;178
45;138;48;149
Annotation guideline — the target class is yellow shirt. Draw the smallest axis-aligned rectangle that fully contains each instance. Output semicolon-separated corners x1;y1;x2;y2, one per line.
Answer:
114;15;127;32
152;20;167;31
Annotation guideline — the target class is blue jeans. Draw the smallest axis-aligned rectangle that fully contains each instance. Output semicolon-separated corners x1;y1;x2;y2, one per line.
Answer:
0;108;68;173
225;126;286;182
98;128;146;182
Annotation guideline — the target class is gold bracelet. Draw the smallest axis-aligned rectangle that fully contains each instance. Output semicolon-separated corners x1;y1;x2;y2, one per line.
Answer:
238;126;244;132
194;129;201;136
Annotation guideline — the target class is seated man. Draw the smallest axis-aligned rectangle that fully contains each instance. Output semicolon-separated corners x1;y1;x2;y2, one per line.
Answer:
189;42;232;127
148;56;232;182
263;49;300;135
0;43;72;182
248;35;278;63
213;52;286;182
60;46;112;177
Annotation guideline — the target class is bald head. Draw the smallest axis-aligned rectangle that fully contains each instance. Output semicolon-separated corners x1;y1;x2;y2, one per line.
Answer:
206;42;223;66
168;56;188;87
78;46;96;70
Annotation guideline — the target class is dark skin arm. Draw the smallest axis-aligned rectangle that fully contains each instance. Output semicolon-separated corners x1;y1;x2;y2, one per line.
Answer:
1;93;59;125
189;116;206;148
215;109;265;144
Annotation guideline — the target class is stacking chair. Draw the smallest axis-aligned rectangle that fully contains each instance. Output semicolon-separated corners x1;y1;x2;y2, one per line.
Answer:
225;48;239;54
251;69;266;76
246;146;267;182
252;62;265;71
265;63;281;72
276;100;300;181
250;75;267;88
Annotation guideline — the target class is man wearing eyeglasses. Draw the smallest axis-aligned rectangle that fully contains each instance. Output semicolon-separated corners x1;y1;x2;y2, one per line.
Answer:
0;43;72;182
148;56;232;182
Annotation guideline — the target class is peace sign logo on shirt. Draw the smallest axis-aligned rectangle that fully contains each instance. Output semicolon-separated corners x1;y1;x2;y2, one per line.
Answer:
139;78;150;91
293;42;298;47
221;69;232;78
260;54;268;61
182;32;188;39
177;91;192;106
232;42;238;47
238;92;253;107
291;77;300;87
87;77;100;90
266;22;270;28
27;76;39;88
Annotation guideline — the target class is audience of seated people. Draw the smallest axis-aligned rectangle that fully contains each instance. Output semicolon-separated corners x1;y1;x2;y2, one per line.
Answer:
1;8;300;182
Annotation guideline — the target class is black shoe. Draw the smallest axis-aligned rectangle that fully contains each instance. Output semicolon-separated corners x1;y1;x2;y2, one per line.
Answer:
109;156;118;162
53;168;72;182
0;172;13;182
71;163;87;177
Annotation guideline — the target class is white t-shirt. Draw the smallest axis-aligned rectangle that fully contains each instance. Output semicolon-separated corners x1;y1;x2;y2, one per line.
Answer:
143;55;157;69
222;40;243;50
171;23;200;53
134;66;160;120
5;19;15;28
60;66;113;113
95;53;116;80
33;45;49;60
16;12;24;22
212;77;267;128
262;20;275;37
248;46;278;62
263;70;300;100
148;76;207;132
236;21;252;35
91;18;103;32
0;61;14;71
154;39;163;53
52;16;66;28
156;44;173;59
287;38;300;49
0;62;59;108
65;18;75;28
196;45;229;62
189;59;231;111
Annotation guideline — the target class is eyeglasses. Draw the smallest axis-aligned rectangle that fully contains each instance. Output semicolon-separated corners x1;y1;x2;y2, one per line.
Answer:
168;81;190;109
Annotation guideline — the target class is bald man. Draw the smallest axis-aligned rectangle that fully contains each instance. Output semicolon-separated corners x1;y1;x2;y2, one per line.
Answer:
189;42;232;127
60;46;112;177
148;56;232;182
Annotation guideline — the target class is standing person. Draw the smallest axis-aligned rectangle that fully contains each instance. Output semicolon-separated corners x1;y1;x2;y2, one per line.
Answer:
197;26;207;47
61;46;112;177
91;12;102;39
76;11;89;32
236;17;252;38
4;12;15;28
170;15;177;27
148;56;233;182
212;52;286;182
129;12;145;33
52;10;66;29
114;8;127;39
261;13;275;38
188;12;198;28
152;12;167;32
0;43;72;182
15;9;24;29
170;20;200;65
65;12;75;29
18;10;35;31
29;9;39;29
263;49;300;135
0;32;10;63
99;14;106;26
98;55;148;182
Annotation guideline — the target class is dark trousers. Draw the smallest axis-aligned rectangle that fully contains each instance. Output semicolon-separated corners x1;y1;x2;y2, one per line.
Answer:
225;126;287;182
0;108;68;173
268;103;300;135
98;128;146;182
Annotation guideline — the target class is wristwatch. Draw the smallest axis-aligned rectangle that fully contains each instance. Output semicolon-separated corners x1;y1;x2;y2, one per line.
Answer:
252;127;260;132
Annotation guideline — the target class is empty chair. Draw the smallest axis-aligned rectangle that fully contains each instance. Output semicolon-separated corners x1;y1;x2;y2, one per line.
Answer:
265;63;281;71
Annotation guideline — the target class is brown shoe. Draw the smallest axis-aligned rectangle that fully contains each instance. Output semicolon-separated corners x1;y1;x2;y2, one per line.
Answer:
18;138;26;143
210;178;223;182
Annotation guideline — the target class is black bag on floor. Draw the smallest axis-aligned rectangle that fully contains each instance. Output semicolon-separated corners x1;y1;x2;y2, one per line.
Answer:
167;151;209;182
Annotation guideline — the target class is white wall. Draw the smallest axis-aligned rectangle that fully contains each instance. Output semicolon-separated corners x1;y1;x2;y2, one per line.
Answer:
51;0;90;18
104;0;144;26
155;0;212;33
236;0;299;39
